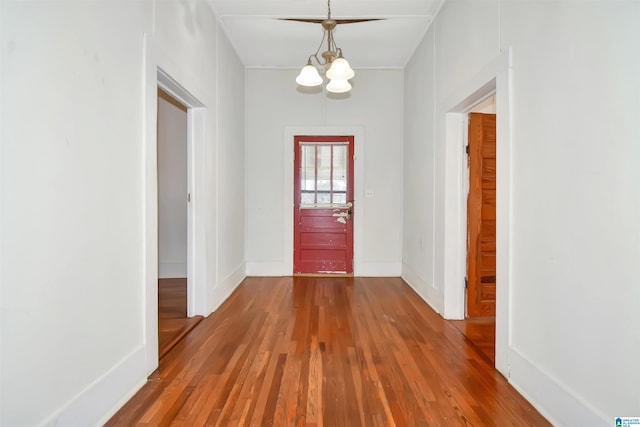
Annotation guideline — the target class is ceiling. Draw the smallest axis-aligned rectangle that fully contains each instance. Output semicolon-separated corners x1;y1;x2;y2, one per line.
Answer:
207;0;445;69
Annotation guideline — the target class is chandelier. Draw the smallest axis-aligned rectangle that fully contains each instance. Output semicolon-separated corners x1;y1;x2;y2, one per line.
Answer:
295;0;355;93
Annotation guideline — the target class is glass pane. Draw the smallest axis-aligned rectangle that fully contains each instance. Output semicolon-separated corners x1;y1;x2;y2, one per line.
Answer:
332;193;346;204
317;192;331;204
299;142;349;207
316;146;331;191
300;145;316;192
301;193;315;204
332;145;347;195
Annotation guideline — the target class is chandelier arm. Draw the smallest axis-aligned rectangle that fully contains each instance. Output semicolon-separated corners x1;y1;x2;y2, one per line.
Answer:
309;54;323;67
311;28;328;64
296;0;352;93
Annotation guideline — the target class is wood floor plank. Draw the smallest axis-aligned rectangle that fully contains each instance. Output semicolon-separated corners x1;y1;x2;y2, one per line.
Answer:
107;276;551;427
158;278;203;359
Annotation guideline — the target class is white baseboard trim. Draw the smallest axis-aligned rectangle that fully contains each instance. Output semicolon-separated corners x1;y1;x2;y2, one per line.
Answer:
356;261;402;277
220;262;246;293
508;347;608;427
401;262;444;315
41;345;147;427
159;261;187;278
246;261;403;277
245;261;287;276
209;262;247;314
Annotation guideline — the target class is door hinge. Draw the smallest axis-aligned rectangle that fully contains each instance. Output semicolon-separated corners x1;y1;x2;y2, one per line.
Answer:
465;145;470;155
464;277;468;288
187;193;191;203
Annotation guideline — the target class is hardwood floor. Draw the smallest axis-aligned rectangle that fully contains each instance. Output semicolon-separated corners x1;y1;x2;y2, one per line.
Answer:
449;317;496;364
158;278;203;360
108;277;549;426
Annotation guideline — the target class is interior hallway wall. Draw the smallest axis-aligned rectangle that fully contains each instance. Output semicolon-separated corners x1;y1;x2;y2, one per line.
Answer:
402;0;640;424
0;1;246;425
245;69;404;276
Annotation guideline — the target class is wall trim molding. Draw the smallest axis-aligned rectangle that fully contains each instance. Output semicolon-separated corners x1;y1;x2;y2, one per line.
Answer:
438;48;512;377
210;262;247;314
401;262;444;315
245;262;287;276
358;262;402;277
245;262;402;278
508;347;608;426
41;346;147;427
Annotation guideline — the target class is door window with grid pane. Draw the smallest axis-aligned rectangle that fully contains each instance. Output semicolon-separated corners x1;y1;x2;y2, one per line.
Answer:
299;143;348;207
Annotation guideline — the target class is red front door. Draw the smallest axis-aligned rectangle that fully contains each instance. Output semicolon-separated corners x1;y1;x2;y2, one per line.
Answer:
294;136;354;274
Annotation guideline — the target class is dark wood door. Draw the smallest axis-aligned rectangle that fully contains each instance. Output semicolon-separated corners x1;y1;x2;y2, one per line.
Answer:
467;113;496;317
294;136;354;274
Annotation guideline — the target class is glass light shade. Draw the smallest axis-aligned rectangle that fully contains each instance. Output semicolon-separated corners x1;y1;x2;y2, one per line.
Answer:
296;64;323;87
326;57;355;80
326;78;352;93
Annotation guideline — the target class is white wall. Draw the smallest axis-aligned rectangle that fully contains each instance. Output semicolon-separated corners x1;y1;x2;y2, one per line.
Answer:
245;69;404;276
217;29;247;294
0;0;245;425
154;0;246;312
402;25;438;309
403;0;640;424
157;93;188;278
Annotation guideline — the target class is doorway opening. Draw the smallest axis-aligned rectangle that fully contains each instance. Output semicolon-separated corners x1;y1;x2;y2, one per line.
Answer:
451;96;497;363
156;88;203;358
440;49;512;376
283;126;364;277
293;135;354;275
466;98;497;318
142;68;208;368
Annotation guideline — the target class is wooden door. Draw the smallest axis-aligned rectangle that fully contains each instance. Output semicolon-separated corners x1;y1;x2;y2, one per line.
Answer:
294;136;354;274
467;113;496;317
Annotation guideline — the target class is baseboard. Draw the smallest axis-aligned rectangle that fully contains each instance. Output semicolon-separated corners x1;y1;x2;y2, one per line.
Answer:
356;261;402;277
245;261;287;276
245;261;403;277
209;262;246;314
220;262;246;293
401;262;444;315
159;261;187;278
508;347;608;426
41;345;147;427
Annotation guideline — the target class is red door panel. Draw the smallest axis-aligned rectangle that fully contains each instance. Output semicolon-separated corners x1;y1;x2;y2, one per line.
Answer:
294;136;354;274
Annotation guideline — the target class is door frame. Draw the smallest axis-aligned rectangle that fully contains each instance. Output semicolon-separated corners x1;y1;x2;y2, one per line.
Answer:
440;49;512;376
284;127;364;275
293;136;355;274
157;69;207;319
144;65;207;373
